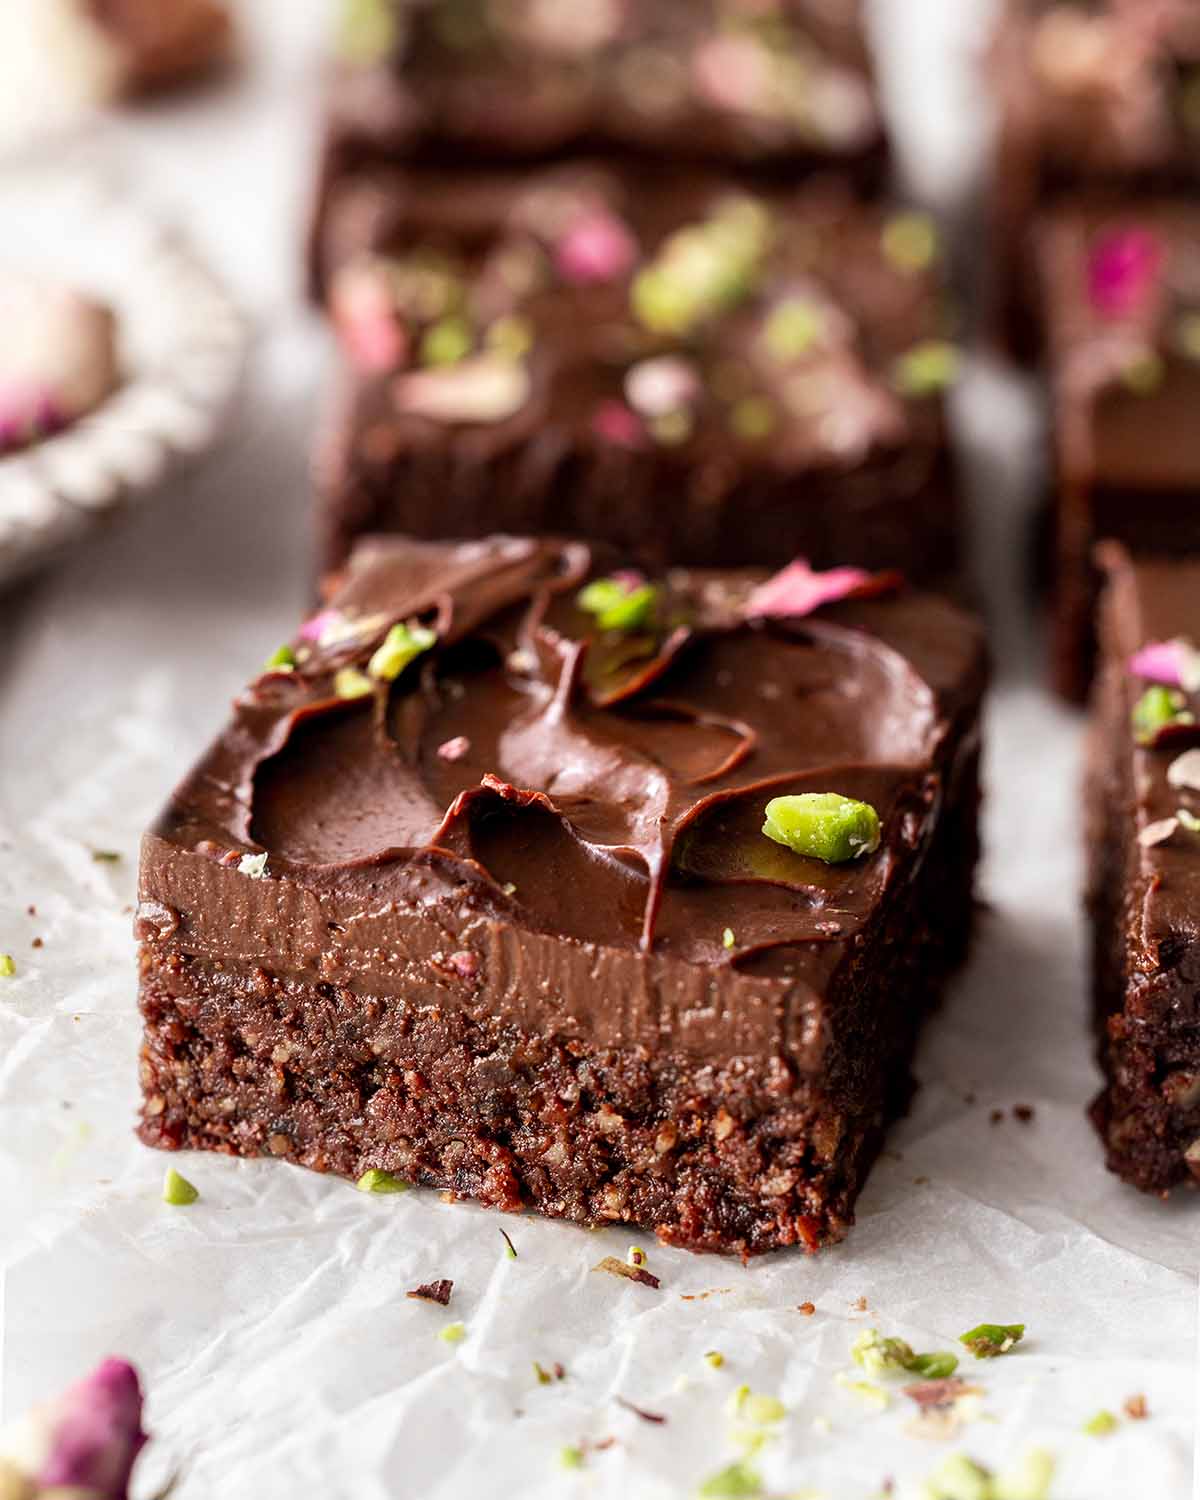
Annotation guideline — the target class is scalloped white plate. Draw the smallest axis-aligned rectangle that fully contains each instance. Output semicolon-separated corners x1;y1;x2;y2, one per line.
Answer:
0;154;246;585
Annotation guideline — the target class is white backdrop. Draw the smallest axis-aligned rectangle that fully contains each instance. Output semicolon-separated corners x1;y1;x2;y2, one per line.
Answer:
0;3;1194;1496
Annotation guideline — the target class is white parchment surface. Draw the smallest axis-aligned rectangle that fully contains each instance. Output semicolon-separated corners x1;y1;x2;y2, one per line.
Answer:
0;3;1195;1497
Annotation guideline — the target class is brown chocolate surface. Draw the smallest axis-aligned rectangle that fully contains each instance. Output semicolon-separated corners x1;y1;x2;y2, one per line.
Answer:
313;165;958;575
1087;543;1200;1194
326;0;882;171
140;535;983;1068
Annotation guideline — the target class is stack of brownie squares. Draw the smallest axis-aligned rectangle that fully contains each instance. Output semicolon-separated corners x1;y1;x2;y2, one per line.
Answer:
135;0;996;1257
991;2;1200;1197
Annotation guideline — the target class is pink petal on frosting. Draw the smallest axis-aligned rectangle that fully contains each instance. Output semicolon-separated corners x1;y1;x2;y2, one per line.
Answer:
624;355;700;418
692;33;773;113
555;211;638;286
591;399;646;449
1128;638;1200;689
299;608;342;643
743;558;902;619
1087;228;1164;318
330;264;408;374
37;1358;147;1498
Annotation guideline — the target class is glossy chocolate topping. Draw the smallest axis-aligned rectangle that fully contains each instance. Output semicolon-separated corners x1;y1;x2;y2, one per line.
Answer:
139;536;983;1065
1095;543;1200;963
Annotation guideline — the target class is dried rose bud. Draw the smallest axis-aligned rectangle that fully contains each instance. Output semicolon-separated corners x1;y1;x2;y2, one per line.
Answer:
556;212;638;286
0;1358;149;1499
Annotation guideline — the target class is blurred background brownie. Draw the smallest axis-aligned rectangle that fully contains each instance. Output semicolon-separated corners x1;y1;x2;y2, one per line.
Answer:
1086;542;1200;1196
1033;199;1200;699
136;533;986;1255
38;0;233;100
313;164;961;575
988;0;1200;355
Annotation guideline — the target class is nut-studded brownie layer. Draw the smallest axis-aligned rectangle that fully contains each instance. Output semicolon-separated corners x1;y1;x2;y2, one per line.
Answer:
135;534;985;1254
1086;544;1200;1194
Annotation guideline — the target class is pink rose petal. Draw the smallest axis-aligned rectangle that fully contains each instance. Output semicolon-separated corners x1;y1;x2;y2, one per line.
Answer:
592;399;646;449
331;264;408;374
743;558;903;619
37;1358;147;1498
1128;638;1200;690
1087;228;1163;318
624;355;700;418
299;608;342;643
437;736;471;762
556;211;638;286
692;33;773;113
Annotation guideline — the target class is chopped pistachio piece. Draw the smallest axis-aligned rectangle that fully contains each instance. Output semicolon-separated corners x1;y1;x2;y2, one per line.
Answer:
1178;807;1200;833
1177;311;1200;361
924;1453;993;1500
726;1384;751;1417
893;339;960;396
852;1327;913;1376
92;849;122;863
368;621;437;681
763;792;881;864
882;212;938;273
356;1168;409;1194
420;317;472;368
334;666;373;700
162;1167;198;1206
742;1393;786;1426
696;1459;764;1498
995;1448;1056;1500
533;1361;553;1385
559;1445;585;1471
337;0;399;63
729;395;776;440
722;927;736;950
265;644;297;672
1131;685;1193;743
576;576;659;632
958;1323;1024;1359
1121;351;1164;395
486;314;534;361
833;1373;889;1411
237;852;268;880
762;297;821;361
704;1350;725;1369
439;1321;466;1344
0;954;15;977
909;1351;960;1380
1082;1409;1117;1436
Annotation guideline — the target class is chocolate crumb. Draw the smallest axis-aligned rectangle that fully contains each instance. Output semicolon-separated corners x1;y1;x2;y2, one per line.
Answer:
913;1175;929;1185
593;1255;660;1289
1013;1104;1035;1123
798;1301;816;1316
852;1296;868;1312
990;1108;1005;1124
1123;1393;1149;1420
553;1362;565;1380
407;1278;453;1306
615;1395;667;1424
31;937;43;949
26;905;35;916
963;1091;976;1105
592;1437;616;1452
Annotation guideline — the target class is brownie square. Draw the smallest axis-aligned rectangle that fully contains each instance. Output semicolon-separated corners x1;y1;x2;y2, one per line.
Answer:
317;0;885;187
312;163;961;580
1033;198;1200;698
136;534;985;1256
988;0;1200;353
1087;542;1200;1195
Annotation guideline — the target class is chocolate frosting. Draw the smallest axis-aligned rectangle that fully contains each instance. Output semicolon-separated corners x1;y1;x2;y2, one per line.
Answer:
331;0;881;167
139;536;983;1068
1095;543;1200;971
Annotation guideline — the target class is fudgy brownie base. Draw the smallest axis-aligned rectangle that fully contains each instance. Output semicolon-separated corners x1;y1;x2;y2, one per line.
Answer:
138;746;979;1256
1085;545;1200;1193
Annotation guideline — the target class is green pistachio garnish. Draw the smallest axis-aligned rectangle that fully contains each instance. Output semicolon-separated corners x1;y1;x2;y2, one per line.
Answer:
909;1350;960;1379
833;1373;889;1410
237;852;268;880
486;314;534;361
0;954;15;977
704;1350;725;1369
997;1449;1056;1500
368;621;437;681
741;1393;785;1425
763;793;881;864
1132;685;1194;744
722;927;736;950
162;1167;198;1206
577;576;659;632
882;212;938;273
420;317;472;368
92;849;121;862
334;666;374;700
558;1445;585;1470
1082;1409;1117;1436
533;1361;553;1385
1178;807;1200;833
852;1328;959;1381
893;339;960;396
696;1459;763;1498
631;198;769;337
356;1168;409;1194
650;409;693;446
924;1453;993;1500
336;0;399;65
439;1321;466;1344
958;1322;1024;1359
265;644;297;672
729;396;776;439
762;297;822;361
1121;351;1164;395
